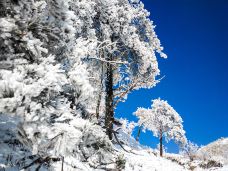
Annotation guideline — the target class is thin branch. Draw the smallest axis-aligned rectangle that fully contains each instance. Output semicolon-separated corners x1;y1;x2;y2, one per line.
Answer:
113;130;130;153
50;132;64;141
89;56;127;65
113;82;138;108
113;129;138;155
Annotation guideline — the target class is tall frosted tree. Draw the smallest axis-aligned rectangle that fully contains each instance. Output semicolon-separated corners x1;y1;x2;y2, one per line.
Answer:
73;0;167;139
135;98;187;156
0;0;166;169
0;0;111;170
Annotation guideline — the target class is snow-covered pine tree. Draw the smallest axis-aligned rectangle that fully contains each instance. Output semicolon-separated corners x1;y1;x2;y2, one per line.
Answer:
72;0;166;139
134;98;187;156
41;0;95;117
0;0;114;170
0;0;166;169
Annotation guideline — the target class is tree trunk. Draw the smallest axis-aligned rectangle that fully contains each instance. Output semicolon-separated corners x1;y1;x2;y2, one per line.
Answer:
96;93;102;119
136;126;142;142
96;63;104;119
105;57;114;140
61;156;64;171
159;130;163;157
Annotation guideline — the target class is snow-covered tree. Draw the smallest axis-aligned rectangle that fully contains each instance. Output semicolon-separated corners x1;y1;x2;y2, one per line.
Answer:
0;0;166;169
134;98;187;156
74;0;167;139
182;140;199;161
0;1;111;170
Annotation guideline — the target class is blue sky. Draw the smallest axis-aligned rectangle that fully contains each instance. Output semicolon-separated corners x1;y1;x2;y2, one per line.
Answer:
116;0;228;153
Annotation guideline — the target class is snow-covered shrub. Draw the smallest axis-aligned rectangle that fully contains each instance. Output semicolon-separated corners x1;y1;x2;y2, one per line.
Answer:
115;154;126;170
78;123;114;165
0;114;116;170
199;159;223;169
165;155;186;167
182;140;199;161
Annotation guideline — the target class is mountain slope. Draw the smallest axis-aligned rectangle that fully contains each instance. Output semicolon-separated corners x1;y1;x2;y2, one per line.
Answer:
1;113;228;171
0;113;186;171
197;138;228;165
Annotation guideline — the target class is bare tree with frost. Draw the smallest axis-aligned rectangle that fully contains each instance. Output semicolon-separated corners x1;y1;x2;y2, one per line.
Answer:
135;98;187;157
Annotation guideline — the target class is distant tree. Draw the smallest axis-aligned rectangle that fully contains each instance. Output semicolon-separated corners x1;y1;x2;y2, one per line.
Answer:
134;98;187;156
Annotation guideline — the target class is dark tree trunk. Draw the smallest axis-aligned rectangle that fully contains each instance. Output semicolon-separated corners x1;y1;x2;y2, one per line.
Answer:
105;58;114;140
61;156;64;171
159;130;163;157
96;63;104;119
96;93;102;119
136;126;142;142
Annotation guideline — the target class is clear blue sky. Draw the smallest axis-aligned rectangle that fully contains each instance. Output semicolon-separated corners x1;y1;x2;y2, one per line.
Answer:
116;0;228;153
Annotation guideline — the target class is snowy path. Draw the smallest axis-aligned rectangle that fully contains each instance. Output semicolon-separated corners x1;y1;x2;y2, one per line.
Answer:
122;148;187;171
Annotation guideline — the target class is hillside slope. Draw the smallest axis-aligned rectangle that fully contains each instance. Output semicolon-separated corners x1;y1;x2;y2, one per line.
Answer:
197;138;228;165
1;113;228;171
0;113;187;171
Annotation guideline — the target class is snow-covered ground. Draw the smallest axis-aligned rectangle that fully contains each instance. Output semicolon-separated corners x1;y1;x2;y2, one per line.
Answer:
117;144;228;171
114;130;227;171
0;114;227;171
124;149;187;171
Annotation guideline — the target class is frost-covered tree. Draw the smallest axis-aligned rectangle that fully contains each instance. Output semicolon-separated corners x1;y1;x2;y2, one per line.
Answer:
0;0;112;170
72;0;166;139
134;98;187;156
0;0;166;169
182;140;199;161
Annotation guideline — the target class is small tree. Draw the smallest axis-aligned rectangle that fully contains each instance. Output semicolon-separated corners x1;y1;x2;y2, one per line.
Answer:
134;98;187;157
182;140;199;161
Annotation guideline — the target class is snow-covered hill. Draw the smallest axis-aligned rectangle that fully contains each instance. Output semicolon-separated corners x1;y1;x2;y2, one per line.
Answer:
196;138;228;165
